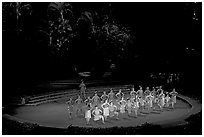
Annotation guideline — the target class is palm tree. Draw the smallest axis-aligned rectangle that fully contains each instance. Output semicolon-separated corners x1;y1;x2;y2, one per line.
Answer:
6;2;32;33
47;2;73;23
46;2;74;51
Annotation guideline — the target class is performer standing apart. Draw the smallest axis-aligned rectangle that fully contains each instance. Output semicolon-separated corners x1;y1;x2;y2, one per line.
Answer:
108;89;115;102
170;88;178;108
92;106;105;124
66;97;74;118
79;80;86;99
101;91;109;103
75;95;83;116
116;89;124;101
132;97;140;117
118;97;127;114
101;100;110;121
109;101;119;119
85;103;93;125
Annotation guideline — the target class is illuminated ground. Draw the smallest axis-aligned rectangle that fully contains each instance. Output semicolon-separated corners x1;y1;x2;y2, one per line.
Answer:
6;94;201;129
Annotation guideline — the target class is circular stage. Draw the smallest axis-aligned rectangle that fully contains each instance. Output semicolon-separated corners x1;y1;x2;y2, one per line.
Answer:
6;94;201;129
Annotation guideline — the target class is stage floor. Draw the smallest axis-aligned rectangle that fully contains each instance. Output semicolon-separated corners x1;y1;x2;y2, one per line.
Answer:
7;94;201;129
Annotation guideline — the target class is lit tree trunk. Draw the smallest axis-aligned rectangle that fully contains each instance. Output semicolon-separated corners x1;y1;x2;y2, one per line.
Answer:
60;11;64;24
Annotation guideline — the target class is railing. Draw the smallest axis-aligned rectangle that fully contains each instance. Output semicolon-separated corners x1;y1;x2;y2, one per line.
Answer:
25;84;133;106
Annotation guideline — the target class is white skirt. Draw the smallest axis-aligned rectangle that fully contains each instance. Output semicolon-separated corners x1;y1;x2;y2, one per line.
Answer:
103;108;109;116
94;115;103;121
85;110;91;119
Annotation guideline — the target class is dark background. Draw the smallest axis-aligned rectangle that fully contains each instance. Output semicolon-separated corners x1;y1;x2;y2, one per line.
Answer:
3;2;202;97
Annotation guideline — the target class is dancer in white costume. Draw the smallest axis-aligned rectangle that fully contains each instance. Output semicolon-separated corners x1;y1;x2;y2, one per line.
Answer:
92;92;100;107
139;96;146;109
108;89;115;102
118;97;127;114
130;87;137;100
126;99;132;116
158;90;165;110
75;95;83;116
101;91;109;103
132;98;140;117
101;100;110;120
84;96;92;106
85;103;93;124
66;97;74;118
144;87;151;97
145;93;154;110
151;87;157;104
164;92;171;107
92;106;104;124
109;101;119;119
79;80;86;99
116;89;124;101
170;88;178;108
157;86;164;95
137;86;144;98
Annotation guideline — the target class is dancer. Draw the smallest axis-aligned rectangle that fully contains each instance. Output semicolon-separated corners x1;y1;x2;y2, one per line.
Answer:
164;92;171;107
79;80;86;99
108;89;115;102
145;93;154;111
101;100;110;121
92;92;100;107
116;89;124;101
151;87;157;104
126;98;132;116
157;86;164;94
92;106;105;124
132;97;140;117
170;88;178;108
139;96;146;109
158;90;165;110
144;87;151;97
84;96;92;106
101;91;109;103
137;86;144;98
118;97;127;114
75;95;83;116
130;87;137;100
85;103;93;125
66;97;74;118
109;101;119;119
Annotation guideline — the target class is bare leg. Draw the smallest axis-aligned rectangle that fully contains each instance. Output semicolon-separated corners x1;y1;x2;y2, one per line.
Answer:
69;112;72;118
135;110;137;117
172;102;174;108
101;116;105;124
115;112;119;119
86;118;90;125
104;115;107;121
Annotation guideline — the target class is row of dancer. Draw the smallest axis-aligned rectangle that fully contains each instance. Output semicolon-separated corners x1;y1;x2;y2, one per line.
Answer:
66;86;178;124
129;86;178;110
84;87;178;124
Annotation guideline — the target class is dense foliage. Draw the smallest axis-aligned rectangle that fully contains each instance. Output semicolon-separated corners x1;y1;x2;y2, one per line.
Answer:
3;2;134;78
